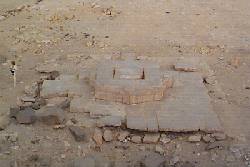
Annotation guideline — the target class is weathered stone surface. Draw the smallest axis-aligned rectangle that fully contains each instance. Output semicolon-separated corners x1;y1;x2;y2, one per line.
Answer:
103;129;113;142
69;157;95;167
93;128;103;145
131;135;142;143
143;133;160;143
70;97;87;113
97;116;122;127
156;72;222;132
69;126;86;142
142;152;166;167
41;75;85;98
89;102;125;120
188;135;202;142
41;80;68;98
36;106;66;125
16;108;36;124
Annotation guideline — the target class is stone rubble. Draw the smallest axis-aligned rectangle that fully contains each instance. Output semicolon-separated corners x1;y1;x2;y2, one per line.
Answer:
117;131;130;142
143;133;160;143
103;129;113;142
188;134;202;142
131;135;142;143
93;128;103;146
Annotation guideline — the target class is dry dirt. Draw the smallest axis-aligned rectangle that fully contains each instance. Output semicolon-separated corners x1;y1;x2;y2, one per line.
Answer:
0;0;250;167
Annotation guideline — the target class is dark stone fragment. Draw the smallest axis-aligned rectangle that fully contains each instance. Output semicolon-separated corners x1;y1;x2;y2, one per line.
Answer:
69;126;86;142
16;108;36;124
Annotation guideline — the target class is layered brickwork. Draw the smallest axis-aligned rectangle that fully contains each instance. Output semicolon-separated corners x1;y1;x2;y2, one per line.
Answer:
94;59;173;104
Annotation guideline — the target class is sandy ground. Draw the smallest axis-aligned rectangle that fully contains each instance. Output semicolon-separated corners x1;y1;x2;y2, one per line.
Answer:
0;0;250;166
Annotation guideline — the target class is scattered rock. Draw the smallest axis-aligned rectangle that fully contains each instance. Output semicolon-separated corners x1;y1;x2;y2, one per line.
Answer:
16;107;36;124
36;106;66;125
143;133;160;143
118;131;130;142
131;135;142;143
202;134;215;143
188;134;201;142
93;128;103;145
155;145;165;155
212;133;226;141
159;134;171;144
103;129;113;142
69;126;86;142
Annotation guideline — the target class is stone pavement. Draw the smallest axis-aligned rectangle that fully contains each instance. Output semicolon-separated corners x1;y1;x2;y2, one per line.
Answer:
126;72;222;132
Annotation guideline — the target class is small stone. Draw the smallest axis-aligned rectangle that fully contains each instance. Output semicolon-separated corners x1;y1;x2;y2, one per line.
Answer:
0;15;6;21
174;61;197;72
93;128;103;145
118;131;130;142
188;134;201;142
212;133;226;141
202;134;215;143
69;126;86;142
131;135;142;143
103;129;113;142
143;133;160;143
160;134;171;144
155;145;165;154
205;141;225;150
21;96;36;103
36;106;66;125
16;108;36;124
